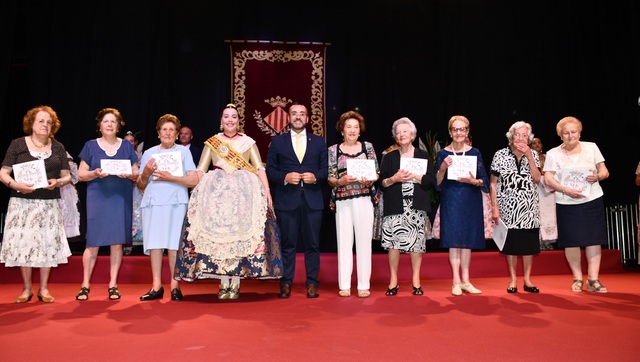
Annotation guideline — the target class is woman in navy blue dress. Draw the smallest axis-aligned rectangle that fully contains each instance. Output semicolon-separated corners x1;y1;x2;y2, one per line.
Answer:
435;115;489;296
76;108;139;301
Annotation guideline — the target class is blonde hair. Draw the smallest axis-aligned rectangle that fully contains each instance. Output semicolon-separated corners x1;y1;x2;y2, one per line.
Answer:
556;116;582;136
447;115;470;130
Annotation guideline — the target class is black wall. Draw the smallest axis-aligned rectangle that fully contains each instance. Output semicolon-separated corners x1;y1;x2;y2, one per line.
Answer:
2;1;639;249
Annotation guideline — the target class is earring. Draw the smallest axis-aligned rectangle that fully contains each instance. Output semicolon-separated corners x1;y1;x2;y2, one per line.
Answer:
219;124;223;131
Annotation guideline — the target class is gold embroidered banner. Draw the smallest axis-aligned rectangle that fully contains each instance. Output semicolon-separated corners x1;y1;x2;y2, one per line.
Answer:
229;41;328;159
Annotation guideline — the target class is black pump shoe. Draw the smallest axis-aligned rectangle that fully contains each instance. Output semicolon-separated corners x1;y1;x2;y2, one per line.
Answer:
523;285;539;293
171;288;184;301
507;286;518;293
140;287;164;301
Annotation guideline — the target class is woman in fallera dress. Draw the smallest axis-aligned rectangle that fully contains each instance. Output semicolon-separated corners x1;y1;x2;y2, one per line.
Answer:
174;103;282;299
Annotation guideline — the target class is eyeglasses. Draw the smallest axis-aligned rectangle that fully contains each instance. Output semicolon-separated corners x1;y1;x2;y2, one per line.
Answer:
450;127;468;133
514;133;529;138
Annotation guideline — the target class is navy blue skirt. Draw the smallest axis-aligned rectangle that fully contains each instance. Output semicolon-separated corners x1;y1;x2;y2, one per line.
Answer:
556;197;607;248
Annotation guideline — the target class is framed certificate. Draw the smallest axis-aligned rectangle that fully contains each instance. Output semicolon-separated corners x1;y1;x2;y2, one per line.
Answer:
560;167;592;197
152;151;184;177
13;159;48;189
346;159;377;181
100;159;133;175
400;157;428;175
447;155;477;180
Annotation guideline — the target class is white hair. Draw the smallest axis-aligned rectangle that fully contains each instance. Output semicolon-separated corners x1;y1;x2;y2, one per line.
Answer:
391;117;417;138
505;121;534;142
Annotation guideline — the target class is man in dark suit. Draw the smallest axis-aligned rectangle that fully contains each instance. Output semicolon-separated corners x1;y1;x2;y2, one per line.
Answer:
179;126;202;165
266;103;328;298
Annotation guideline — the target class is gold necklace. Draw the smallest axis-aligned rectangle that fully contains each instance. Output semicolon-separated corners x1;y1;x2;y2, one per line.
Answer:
31;135;49;148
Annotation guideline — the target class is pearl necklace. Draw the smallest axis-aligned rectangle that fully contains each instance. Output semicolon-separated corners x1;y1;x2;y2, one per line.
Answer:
450;143;466;156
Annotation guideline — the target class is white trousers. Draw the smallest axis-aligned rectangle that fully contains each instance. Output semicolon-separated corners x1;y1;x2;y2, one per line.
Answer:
335;197;373;290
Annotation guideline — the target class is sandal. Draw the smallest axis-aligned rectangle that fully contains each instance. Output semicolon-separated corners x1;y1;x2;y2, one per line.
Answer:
338;289;351;297
357;289;370;298
587;279;608;293
76;287;90;301
412;286;424;296
385;285;399;296
108;286;121;300
570;279;583;293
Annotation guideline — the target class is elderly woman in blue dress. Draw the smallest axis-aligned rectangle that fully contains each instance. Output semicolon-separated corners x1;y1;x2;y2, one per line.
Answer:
489;121;542;293
435;115;489;296
76;108;139;301
543;116;609;293
137;114;199;301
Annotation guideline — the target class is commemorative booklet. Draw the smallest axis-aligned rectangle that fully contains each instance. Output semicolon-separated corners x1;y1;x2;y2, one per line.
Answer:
13;159;48;189
400;157;428;175
152;151;183;177
447;155;477;180
560;167;592;197
100;159;133;175
346;159;377;181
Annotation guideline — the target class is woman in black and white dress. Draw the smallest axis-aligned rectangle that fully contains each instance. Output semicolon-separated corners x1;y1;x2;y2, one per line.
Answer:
489;121;542;293
379;117;436;296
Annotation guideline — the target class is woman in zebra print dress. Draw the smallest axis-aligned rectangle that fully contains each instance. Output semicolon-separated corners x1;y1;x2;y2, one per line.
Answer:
489;121;542;294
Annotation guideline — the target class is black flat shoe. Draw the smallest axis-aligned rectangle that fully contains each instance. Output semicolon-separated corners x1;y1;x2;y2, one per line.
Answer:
171;288;183;301
140;287;164;301
523;285;539;293
507;287;518;293
385;285;399;296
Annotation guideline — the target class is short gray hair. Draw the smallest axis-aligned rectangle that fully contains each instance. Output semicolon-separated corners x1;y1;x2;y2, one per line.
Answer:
505;121;534;142
391;117;417;139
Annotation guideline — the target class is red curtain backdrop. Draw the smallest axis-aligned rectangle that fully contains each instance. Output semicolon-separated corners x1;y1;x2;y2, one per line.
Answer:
229;41;328;160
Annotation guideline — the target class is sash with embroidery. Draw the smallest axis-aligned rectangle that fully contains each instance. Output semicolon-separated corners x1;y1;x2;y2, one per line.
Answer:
205;134;257;174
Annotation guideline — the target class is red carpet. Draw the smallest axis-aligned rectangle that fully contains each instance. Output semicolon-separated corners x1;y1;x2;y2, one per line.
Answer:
0;250;637;362
0;250;624;284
